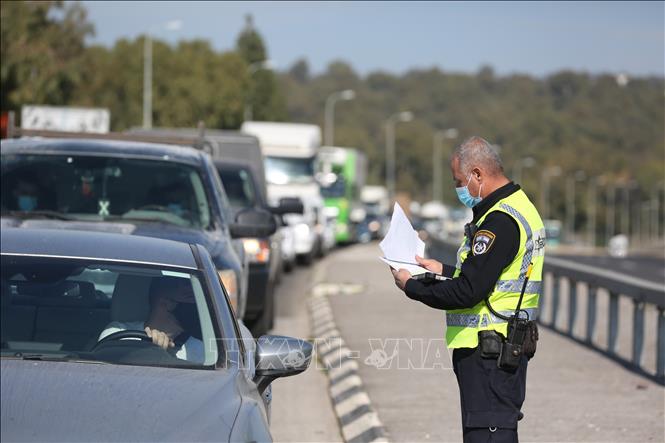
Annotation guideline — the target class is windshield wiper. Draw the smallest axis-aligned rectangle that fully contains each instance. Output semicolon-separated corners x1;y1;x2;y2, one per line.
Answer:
3;352;107;364
103;214;182;226
1;210;76;221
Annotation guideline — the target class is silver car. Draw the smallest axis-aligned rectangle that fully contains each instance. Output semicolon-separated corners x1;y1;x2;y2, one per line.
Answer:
0;228;312;442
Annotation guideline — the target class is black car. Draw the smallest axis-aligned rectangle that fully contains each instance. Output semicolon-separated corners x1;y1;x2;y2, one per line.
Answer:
0;137;276;320
215;160;302;336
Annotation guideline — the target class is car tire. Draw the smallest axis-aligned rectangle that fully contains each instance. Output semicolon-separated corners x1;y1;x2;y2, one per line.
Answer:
283;259;294;273
297;251;314;267
250;285;274;337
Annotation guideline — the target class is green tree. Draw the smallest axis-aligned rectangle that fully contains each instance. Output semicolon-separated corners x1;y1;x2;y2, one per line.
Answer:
1;0;94;113
235;14;285;122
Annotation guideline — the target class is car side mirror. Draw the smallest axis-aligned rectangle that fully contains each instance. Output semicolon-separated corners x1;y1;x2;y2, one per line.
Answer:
229;208;277;238
253;335;313;393
270;197;304;215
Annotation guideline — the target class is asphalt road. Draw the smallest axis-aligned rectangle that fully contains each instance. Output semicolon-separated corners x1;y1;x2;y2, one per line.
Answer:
269;260;342;443
268;242;664;442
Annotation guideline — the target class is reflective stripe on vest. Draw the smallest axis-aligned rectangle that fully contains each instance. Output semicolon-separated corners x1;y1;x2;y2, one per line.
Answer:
499;202;533;281
494;279;542;294
446;307;539;327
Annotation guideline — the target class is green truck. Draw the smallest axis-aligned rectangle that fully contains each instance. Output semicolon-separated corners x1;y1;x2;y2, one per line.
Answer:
318;146;367;243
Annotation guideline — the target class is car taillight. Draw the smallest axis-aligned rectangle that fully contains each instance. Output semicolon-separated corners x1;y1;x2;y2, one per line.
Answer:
243;238;270;263
218;269;238;311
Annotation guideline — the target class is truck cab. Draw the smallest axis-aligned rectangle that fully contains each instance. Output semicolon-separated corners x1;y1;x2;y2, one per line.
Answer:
241;122;325;265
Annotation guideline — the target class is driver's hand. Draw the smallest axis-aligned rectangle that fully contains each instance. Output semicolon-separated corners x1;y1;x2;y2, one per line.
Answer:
145;297;184;339
144;326;175;350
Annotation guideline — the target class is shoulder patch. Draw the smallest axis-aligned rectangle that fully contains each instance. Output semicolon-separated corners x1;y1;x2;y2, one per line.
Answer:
472;230;496;255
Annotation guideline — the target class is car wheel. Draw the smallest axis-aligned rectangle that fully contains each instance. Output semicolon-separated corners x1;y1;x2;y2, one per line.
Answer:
297;251;314;266
283;258;294;273
250;287;274;337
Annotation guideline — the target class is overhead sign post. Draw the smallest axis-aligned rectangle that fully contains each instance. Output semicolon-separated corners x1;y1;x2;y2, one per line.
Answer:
21;105;110;134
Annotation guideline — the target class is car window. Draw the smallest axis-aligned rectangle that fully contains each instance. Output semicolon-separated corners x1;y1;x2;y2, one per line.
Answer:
1;254;219;368
218;167;257;209
1;154;213;229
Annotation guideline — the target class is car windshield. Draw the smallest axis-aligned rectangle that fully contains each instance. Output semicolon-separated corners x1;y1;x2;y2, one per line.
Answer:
265;156;315;185
218;166;256;208
0;154;213;229
0;254;219;369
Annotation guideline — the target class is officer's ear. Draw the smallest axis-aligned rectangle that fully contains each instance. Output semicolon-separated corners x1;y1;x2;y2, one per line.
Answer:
470;167;483;182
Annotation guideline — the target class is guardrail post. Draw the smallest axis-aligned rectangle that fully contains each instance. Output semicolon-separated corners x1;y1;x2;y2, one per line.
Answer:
586;286;597;344
631;300;645;367
551;274;560;328
657;307;665;379
608;292;619;355
568;279;577;336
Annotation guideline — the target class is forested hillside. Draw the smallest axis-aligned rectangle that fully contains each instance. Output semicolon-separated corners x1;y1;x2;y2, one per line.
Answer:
2;1;663;226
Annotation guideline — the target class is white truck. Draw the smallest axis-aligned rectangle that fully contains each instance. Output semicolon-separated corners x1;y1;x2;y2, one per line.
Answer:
241;122;325;265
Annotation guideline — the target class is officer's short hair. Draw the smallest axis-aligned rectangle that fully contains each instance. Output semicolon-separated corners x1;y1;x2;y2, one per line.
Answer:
453;136;504;176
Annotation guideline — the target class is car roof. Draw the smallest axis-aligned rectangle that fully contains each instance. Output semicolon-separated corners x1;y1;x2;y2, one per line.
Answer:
1;137;205;166
1;228;198;269
214;159;253;171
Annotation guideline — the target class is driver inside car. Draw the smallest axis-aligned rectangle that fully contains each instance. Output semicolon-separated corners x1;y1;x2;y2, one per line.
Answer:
98;276;205;363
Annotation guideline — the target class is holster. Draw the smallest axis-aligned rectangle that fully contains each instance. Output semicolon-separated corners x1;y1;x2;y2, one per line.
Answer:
522;320;539;358
478;330;503;358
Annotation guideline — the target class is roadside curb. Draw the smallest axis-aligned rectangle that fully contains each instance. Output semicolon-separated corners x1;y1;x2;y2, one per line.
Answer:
308;284;390;443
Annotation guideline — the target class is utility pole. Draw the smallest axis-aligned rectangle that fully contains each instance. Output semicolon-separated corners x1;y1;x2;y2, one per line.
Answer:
432;128;458;202
324;90;355;146
142;35;152;129
384;111;413;201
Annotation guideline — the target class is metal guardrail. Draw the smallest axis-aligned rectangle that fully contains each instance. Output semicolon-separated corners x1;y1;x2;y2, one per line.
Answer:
427;237;665;385
542;256;664;384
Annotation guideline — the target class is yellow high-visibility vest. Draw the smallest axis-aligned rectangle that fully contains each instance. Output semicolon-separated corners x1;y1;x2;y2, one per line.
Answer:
446;189;545;348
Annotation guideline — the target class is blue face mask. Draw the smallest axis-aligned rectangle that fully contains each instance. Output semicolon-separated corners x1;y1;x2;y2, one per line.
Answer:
455;175;482;208
18;195;37;211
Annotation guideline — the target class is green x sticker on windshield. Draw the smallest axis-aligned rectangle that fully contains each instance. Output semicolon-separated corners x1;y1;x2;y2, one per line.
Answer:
472;230;496;255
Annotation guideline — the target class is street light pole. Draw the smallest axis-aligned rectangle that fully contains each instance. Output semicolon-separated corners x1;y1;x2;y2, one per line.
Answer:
385;111;413;201
244;60;274;122
565;170;585;243
513;157;534;186
142;20;182;129
587;175;607;248
652;181;664;241
540;166;562;220
432;128;458;202
142;35;153;129
606;184;616;243
324;90;355;146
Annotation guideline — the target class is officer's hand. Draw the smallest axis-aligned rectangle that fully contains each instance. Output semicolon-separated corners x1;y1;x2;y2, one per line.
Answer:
391;268;412;291
415;255;443;274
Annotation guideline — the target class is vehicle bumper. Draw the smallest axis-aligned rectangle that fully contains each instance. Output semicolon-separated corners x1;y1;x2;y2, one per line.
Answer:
293;224;316;255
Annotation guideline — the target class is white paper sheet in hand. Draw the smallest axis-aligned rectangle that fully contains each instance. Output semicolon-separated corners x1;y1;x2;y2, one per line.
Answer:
379;203;428;275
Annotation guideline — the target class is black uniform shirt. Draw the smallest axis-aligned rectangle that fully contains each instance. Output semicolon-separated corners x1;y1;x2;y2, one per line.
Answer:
404;182;522;310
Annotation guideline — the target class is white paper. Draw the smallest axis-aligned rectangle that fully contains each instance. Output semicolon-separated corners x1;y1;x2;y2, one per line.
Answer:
379;203;428;275
379;257;427;275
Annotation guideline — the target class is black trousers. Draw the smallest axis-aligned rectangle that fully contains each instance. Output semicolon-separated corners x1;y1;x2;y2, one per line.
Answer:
452;347;528;443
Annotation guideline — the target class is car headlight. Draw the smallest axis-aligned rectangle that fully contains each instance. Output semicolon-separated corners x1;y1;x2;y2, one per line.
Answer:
218;269;239;312
243;238;270;263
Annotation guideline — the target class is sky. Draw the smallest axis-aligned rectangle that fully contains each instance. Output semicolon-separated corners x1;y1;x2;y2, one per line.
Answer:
81;1;665;78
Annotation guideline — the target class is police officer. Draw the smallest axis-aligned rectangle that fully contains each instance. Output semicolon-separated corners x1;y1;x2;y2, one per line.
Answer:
391;136;545;443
